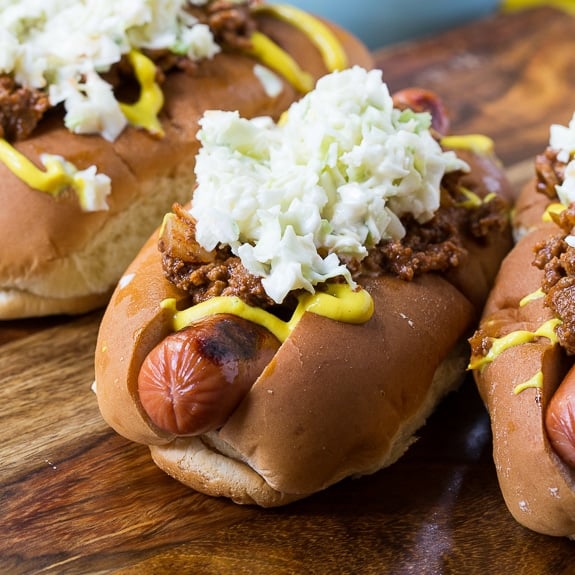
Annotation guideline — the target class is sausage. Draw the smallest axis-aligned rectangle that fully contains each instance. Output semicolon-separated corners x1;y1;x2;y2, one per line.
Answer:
546;365;575;468
392;88;450;136
138;314;281;436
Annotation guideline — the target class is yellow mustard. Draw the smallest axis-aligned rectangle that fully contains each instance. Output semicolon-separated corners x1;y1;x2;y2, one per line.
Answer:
119;50;164;137
519;288;545;307
161;283;374;342
440;134;494;155
247;32;314;93
253;4;348;73
0;142;71;195
455;187;482;209
455;187;496;210
542;202;566;222
502;0;575;15
0;143;106;210
468;317;561;371
441;134;500;210
513;370;543;395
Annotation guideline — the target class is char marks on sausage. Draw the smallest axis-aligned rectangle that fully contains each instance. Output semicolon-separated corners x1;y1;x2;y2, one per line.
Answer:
137;314;281;436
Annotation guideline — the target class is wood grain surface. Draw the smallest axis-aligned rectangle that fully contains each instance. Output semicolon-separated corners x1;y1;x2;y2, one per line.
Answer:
3;6;575;574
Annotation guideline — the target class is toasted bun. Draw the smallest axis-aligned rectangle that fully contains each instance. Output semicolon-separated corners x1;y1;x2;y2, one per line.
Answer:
0;14;372;319
472;181;575;537
95;142;513;506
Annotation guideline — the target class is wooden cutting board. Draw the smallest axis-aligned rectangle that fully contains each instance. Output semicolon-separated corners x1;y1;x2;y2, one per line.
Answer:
3;7;575;574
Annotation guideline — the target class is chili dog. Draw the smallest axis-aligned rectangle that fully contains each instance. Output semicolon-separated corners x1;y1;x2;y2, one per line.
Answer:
469;113;575;537
95;66;514;506
0;0;371;319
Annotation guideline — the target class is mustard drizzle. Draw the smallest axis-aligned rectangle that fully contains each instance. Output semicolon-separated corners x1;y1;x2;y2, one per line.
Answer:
543;202;566;222
247;32;314;93
440;134;494;155
119;49;164;137
0;143;71;196
519;288;545;307
468;318;561;371
253;4;348;73
513;370;543;395
161;283;374;342
0;143;108;210
439;134;498;209
455;187;496;209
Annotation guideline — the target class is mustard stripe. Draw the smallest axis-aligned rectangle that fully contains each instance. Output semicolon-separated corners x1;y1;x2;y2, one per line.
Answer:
0;141;69;194
513;370;543;394
254;4;348;71
162;283;374;342
247;32;314;93
440;134;494;155
519;288;544;307
119;50;164;136
468;318;561;370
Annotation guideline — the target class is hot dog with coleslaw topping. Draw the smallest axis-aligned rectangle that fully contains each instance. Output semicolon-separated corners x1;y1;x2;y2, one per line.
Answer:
95;66;514;506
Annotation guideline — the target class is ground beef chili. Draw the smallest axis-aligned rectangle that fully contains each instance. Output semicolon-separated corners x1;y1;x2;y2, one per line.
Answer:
533;204;575;355
0;75;49;142
535;147;567;198
189;0;257;50
159;162;509;312
141;0;257;75
159;204;283;311
346;204;466;281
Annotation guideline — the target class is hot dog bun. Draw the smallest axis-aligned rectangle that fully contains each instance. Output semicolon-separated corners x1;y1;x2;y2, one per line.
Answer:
95;69;513;506
0;7;372;319
96;221;501;506
470;175;575;536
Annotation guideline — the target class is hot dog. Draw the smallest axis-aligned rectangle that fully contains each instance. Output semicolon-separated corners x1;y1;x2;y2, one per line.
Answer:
138;314;281;436
469;113;575;537
0;0;371;319
95;66;514;506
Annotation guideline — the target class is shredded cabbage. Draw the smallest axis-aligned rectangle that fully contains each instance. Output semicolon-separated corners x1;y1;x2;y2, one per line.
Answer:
191;66;468;304
0;0;223;140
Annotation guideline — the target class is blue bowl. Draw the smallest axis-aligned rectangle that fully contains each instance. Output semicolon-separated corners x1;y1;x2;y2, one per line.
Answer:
285;0;500;50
